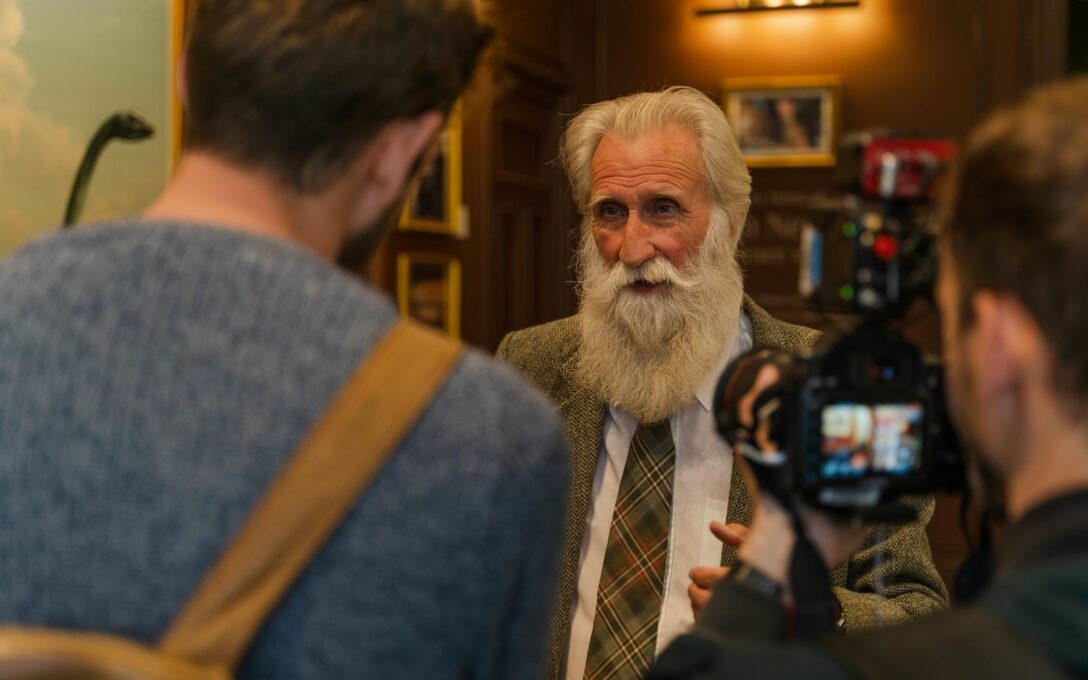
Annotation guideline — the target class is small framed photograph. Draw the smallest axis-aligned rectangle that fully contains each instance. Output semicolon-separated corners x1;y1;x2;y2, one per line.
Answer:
396;253;462;338
722;76;842;168
398;104;463;235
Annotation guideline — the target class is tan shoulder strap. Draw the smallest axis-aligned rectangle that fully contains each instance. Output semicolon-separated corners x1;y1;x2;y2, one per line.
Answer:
158;320;463;669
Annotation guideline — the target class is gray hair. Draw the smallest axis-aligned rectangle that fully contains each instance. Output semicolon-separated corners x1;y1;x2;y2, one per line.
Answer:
558;86;752;243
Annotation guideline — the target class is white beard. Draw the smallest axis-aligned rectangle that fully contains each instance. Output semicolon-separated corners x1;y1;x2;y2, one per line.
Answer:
576;209;744;424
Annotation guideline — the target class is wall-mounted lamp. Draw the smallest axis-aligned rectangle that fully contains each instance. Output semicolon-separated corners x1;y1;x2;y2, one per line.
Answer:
696;0;861;17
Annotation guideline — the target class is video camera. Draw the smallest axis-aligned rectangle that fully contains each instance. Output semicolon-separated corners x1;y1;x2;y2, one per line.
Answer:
715;132;966;519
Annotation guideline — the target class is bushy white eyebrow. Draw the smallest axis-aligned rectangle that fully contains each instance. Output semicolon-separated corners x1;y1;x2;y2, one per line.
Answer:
588;190;685;213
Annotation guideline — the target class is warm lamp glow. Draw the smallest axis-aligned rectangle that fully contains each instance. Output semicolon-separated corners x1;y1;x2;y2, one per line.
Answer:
683;0;886;66
696;0;860;16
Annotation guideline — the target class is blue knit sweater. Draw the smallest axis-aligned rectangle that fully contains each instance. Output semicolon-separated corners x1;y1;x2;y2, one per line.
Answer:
0;221;569;679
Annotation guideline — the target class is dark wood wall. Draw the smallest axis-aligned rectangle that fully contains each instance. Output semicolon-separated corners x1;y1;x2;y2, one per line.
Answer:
456;0;592;350
374;0;1070;596
373;0;599;351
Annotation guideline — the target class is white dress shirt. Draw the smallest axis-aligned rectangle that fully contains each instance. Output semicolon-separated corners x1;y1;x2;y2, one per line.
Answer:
563;312;754;679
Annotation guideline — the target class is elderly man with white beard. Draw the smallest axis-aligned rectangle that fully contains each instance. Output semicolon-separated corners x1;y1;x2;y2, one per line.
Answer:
497;86;948;680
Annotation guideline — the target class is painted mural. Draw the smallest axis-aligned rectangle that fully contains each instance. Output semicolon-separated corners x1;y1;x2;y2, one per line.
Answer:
0;0;175;254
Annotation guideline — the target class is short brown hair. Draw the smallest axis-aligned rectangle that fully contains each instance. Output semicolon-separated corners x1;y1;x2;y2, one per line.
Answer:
943;77;1088;409
183;0;492;192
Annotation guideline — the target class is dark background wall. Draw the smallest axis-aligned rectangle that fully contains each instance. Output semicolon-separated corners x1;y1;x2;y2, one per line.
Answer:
595;0;1066;327
1071;0;1088;72
373;0;1075;595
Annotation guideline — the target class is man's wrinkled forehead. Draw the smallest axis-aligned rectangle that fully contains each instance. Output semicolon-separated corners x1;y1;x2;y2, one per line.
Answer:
588;127;707;201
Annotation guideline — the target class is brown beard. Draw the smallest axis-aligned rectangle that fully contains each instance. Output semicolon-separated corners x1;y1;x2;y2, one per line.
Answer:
336;196;402;273
336;146;434;273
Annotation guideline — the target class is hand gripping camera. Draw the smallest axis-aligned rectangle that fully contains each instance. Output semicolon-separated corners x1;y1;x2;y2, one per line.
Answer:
715;133;966;519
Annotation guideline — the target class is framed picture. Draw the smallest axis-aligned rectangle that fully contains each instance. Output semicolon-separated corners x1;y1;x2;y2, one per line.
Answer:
396;253;462;338
0;0;185;252
722;76;842;168
399;104;463;235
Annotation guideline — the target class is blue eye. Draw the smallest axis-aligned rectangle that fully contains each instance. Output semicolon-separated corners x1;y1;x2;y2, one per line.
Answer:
653;200;678;215
597;202;627;226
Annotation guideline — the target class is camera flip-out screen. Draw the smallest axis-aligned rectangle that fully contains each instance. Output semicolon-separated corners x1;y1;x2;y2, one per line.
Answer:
819;402;924;479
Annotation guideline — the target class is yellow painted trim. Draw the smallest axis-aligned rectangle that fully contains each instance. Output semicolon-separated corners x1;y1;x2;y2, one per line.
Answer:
447;258;462;339
170;0;186;171
396;254;411;321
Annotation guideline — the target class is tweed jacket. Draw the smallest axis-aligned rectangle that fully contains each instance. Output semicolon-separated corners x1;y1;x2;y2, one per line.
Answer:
497;296;949;680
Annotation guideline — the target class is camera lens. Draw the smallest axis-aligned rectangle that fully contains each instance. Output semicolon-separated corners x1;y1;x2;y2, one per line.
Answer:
880;363;897;382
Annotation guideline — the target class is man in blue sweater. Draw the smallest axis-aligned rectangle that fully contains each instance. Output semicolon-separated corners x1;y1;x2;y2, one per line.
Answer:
0;1;568;678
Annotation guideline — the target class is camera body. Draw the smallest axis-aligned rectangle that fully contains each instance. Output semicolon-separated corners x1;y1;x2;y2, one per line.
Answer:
716;133;965;516
791;324;965;512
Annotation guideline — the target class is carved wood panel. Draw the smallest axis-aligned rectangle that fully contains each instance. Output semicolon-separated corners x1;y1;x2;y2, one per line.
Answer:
474;73;575;349
457;0;591;350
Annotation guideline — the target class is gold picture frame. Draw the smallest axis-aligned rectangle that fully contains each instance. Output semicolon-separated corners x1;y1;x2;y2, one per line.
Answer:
722;76;842;168
396;253;462;339
398;104;463;235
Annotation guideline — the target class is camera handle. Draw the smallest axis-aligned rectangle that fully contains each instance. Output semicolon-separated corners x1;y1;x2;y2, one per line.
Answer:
715;348;846;636
778;493;844;638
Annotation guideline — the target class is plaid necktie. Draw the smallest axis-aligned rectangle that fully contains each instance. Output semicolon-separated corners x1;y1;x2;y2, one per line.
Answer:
584;420;676;680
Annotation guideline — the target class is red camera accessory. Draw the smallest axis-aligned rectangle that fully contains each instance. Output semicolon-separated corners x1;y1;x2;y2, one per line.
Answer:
858;138;959;200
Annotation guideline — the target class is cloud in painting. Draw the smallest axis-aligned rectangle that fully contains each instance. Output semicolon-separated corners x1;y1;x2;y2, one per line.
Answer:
0;0;23;48
0;0;80;187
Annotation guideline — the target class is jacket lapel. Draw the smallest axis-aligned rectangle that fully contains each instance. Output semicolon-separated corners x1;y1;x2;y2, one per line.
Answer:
721;458;754;566
546;345;607;680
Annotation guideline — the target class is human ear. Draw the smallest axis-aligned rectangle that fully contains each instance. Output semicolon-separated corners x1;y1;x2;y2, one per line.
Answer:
973;293;1049;396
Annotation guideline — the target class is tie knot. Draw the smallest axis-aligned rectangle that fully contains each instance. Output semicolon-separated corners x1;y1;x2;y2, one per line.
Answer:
635;420;673;452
